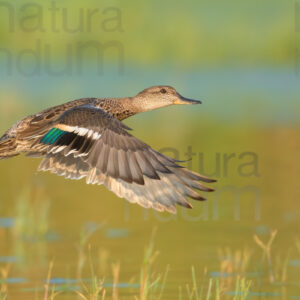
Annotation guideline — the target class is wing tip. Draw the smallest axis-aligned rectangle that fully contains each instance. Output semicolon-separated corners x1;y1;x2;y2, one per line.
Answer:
206;178;217;183
177;201;193;209
202;186;215;192
191;195;207;201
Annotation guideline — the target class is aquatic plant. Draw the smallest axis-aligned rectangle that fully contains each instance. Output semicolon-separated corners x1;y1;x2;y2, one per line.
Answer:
75;277;106;300
217;246;252;289
0;266;9;300
13;186;50;242
77;222;103;279
253;230;277;283
232;277;252;300
273;251;290;283
76;245;106;300
296;239;300;255
44;261;60;300
138;228;171;300
184;267;221;300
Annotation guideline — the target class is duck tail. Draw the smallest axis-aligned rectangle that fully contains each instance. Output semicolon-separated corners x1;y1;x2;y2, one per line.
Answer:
0;134;19;159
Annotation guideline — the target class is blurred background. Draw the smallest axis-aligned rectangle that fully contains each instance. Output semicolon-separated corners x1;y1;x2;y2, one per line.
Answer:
0;0;299;299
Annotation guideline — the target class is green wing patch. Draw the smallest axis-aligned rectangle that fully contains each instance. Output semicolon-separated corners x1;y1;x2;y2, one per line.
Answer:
41;128;67;145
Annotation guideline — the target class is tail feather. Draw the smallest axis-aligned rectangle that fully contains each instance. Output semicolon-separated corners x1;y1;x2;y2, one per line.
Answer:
0;135;18;159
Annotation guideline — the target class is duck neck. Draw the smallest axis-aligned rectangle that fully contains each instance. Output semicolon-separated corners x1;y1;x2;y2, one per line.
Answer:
95;97;139;120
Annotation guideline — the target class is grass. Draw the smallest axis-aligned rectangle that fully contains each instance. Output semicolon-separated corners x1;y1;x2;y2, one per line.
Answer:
0;266;9;300
76;224;107;300
296;239;300;255
13;186;50;242
217;246;252;289
184;268;221;300
112;262;120;300
233;277;252;300
253;230;278;284
77;222;103;280
73;228;256;299
76;228;170;300
44;261;60;300
1;186;299;299
1;229;300;299
75;275;106;300
10;186;51;266
138;228;161;300
273;251;290;283
183;267;252;300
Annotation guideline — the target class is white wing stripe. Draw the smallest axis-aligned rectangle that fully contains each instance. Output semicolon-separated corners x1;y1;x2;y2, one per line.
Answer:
56;124;101;140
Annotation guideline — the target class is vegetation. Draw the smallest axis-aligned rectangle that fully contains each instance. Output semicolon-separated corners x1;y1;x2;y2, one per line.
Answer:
1;210;300;299
0;266;9;300
0;0;294;68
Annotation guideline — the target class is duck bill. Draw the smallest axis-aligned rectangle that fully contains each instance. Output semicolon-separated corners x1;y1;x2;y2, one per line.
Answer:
174;95;202;105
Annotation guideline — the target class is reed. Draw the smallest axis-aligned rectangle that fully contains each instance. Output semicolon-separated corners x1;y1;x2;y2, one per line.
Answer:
76;245;106;300
139;228;160;300
233;277;252;300
13;187;50;243
43;261;60;300
0;266;9;300
253;230;278;283
217;246;252;292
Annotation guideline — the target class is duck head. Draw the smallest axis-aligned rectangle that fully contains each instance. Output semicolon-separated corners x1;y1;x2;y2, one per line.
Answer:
131;86;201;113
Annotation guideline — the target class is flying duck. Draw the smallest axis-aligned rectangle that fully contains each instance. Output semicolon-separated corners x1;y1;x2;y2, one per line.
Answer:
0;86;216;213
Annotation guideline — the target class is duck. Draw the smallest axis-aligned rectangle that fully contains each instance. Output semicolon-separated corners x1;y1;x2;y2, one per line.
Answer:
0;86;216;213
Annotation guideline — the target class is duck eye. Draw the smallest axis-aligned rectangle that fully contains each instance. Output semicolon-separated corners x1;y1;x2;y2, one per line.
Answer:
160;88;167;94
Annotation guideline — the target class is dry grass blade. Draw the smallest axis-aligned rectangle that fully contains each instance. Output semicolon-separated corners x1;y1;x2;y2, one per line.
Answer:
43;260;60;300
76;243;106;300
296;239;300;254
112;262;120;300
253;229;278;283
233;277;252;300
139;228;160;300
0;266;10;300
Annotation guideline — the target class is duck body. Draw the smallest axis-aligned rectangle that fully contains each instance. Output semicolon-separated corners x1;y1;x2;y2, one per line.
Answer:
0;96;136;156
0;86;215;213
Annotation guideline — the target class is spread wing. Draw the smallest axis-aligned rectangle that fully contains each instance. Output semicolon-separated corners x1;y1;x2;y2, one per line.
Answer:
28;105;215;213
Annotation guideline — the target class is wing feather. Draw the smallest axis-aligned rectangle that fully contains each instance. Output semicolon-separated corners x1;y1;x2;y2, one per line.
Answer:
31;105;215;213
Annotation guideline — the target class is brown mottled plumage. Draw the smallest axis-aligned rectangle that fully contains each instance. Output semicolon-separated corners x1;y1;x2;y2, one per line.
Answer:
0;86;216;213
